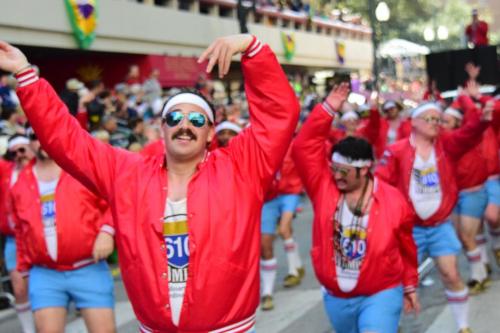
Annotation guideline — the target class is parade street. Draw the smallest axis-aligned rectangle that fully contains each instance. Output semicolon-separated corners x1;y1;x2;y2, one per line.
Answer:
1;199;498;333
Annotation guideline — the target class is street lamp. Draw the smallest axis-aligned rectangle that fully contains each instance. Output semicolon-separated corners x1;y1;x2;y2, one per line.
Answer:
369;1;390;89
375;2;390;22
437;26;449;40
423;27;435;42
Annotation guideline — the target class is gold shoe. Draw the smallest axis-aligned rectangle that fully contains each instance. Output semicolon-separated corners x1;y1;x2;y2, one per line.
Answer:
297;267;305;279
467;280;484;295
494;248;500;267
261;295;274;311
458;328;472;333
283;274;301;288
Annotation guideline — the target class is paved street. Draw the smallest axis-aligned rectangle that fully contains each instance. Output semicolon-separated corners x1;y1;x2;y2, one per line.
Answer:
1;198;499;332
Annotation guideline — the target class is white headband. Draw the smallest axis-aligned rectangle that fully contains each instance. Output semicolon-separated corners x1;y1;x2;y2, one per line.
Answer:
383;101;397;110
411;102;442;119
340;111;360;122
332;152;372;168
162;93;214;123
444;107;463;120
8;136;29;150
215;121;242;134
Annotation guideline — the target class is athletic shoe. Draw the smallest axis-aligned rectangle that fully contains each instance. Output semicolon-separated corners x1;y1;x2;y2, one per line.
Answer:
283;274;301;288
467;280;484;295
493;248;500;267
261;295;274;311
297;267;305;279
458;328;472;333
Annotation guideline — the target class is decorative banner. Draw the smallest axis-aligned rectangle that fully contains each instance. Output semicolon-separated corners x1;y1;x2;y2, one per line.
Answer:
281;32;296;61
64;0;98;49
335;41;346;65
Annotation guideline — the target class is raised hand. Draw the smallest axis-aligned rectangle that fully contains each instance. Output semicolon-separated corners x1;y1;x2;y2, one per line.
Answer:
0;41;30;74
325;82;350;112
198;34;254;79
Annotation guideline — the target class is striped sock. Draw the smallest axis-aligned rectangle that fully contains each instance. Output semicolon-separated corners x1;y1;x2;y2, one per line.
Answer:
475;233;490;265
15;302;35;333
445;288;469;330
260;258;277;296
284;238;300;276
466;248;486;281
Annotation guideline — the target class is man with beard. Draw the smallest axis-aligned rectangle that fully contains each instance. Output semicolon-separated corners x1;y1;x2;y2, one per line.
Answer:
0;134;35;333
0;34;299;332
214;121;242;147
377;99;492;333
292;83;419;333
11;129;116;333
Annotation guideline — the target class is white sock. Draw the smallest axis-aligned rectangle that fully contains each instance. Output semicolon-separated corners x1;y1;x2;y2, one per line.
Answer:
283;238;302;276
15;302;35;333
490;226;500;250
445;288;469;330
466;248;486;281
475;233;489;265
260;258;277;297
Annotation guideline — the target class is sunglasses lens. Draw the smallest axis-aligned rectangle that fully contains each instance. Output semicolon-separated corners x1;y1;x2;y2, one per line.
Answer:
188;112;206;128
165;112;184;127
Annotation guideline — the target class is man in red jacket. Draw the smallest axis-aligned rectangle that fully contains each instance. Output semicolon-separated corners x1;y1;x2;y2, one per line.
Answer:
0;34;299;332
11;130;116;333
260;145;304;311
293;83;419;333
0;134;35;333
377;99;491;333
465;9;489;47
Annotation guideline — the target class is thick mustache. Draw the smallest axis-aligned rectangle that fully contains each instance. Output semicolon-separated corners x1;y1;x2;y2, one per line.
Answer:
172;129;197;141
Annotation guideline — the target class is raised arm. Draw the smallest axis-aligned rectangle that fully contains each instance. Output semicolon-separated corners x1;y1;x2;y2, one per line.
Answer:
0;41;130;200
292;84;349;203
205;36;300;190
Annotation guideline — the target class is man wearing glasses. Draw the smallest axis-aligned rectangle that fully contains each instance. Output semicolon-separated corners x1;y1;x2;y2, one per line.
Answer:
0;134;35;333
0;34;299;332
376;99;492;333
292;83;419;333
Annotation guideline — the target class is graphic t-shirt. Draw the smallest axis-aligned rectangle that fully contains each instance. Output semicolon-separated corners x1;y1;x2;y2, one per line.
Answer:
409;150;442;220
335;200;369;293
38;178;58;261
163;198;188;326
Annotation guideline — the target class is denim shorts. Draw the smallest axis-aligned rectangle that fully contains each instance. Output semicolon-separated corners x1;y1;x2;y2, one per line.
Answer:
261;194;301;235
413;220;462;263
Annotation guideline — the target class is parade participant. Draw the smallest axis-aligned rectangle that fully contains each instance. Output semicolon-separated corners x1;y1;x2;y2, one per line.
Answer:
442;100;493;293
0;135;35;333
11;130;116;333
0;34;299;332
293;83;419;333
260;145;304;311
465;9;489;47
214;121;242;148
377;98;492;333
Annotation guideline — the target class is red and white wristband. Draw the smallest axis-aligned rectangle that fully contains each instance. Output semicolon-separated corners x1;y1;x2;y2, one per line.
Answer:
322;101;337;117
404;285;416;294
15;67;39;88
100;224;116;237
243;36;264;58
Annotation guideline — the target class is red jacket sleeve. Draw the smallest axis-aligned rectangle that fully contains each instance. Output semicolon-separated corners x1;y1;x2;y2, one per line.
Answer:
16;72;131;202
357;107;381;145
292;103;336;204
398;201;418;292
442;95;489;159
375;146;399;186
11;187;30;275
227;40;300;195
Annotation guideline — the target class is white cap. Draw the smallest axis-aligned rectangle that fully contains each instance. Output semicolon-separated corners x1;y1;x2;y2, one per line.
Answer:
383;101;397;110
215;121;242;134
411;102;442;119
340;110;360;122
444;107;463;120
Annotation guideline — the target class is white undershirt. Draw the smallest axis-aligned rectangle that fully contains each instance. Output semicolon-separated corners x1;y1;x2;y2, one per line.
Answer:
37;178;58;261
409;149;442;220
163;198;188;326
335;200;369;293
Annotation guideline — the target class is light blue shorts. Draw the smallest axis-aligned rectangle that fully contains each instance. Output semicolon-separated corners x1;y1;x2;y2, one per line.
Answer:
29;261;114;311
453;187;488;219
261;194;301;235
485;178;500;206
4;236;16;272
413;221;462;263
322;285;403;333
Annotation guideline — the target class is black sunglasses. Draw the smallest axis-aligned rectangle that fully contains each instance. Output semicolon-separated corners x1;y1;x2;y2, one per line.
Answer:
12;147;26;156
164;111;207;128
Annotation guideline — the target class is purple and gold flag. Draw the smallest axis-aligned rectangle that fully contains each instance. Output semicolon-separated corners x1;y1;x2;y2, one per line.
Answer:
65;0;98;49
